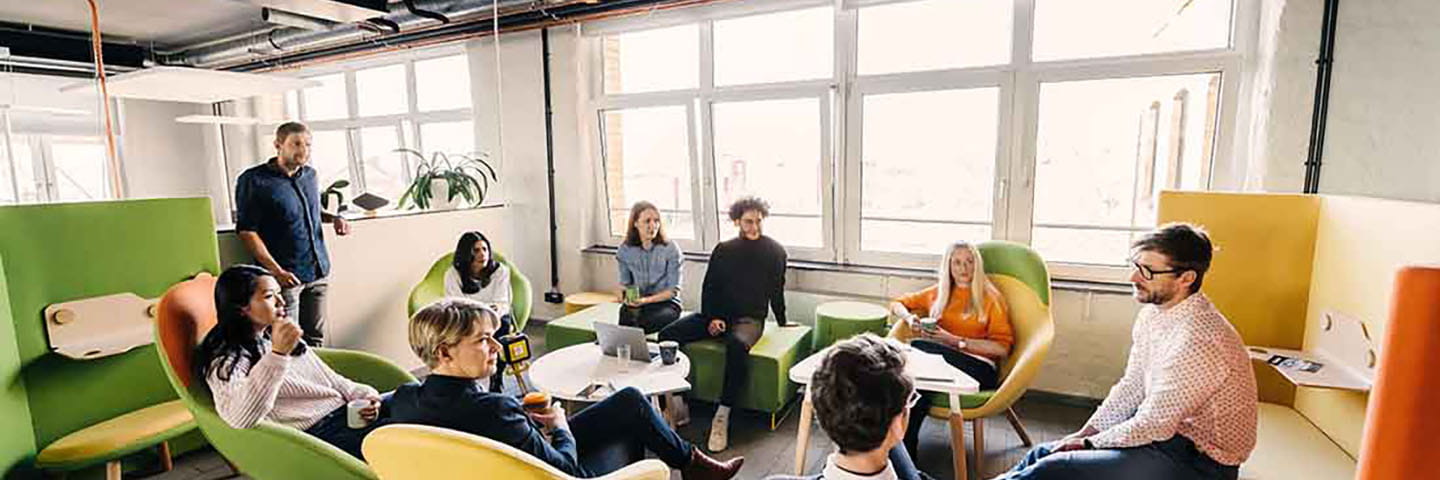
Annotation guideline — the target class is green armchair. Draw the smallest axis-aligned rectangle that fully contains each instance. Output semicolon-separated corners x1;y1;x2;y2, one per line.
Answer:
154;274;417;480
407;253;532;331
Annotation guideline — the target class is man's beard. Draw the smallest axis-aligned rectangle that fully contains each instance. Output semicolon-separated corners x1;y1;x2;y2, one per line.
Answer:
1134;284;1173;305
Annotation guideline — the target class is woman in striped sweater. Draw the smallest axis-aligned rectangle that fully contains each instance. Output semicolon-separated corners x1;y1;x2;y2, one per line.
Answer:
194;265;387;460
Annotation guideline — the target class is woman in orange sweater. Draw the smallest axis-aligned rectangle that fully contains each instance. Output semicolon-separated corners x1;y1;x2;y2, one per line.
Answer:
888;241;1012;460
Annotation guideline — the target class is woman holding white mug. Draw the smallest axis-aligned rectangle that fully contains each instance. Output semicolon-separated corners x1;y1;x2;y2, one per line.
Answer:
887;241;1013;461
195;265;387;460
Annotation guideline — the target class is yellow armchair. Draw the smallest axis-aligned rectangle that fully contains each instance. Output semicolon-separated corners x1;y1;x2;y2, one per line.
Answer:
363;424;671;480
888;241;1055;473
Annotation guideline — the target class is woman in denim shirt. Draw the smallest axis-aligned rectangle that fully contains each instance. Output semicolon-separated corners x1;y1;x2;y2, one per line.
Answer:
616;201;684;333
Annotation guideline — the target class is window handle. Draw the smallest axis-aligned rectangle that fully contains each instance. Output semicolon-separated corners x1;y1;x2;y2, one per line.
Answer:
998;179;1009;200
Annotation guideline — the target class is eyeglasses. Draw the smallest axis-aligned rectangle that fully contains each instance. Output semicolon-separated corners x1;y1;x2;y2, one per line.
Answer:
905;388;922;409
1130;260;1184;281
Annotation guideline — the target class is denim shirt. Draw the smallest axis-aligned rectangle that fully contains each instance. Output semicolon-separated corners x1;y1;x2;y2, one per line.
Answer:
234;159;330;283
616;241;683;302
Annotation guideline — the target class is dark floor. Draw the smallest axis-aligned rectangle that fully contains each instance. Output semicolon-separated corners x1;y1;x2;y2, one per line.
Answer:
146;321;1091;480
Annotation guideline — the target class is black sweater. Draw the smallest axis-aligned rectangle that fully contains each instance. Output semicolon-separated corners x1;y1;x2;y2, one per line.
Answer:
700;235;788;326
387;375;588;477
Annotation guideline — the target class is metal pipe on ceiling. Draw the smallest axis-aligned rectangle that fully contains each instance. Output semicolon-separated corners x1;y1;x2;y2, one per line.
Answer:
164;0;538;69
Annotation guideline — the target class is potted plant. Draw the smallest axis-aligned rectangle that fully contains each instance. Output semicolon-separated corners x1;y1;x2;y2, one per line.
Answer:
395;149;498;210
320;179;350;214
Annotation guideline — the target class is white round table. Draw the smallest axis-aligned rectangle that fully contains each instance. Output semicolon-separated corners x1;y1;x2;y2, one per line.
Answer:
529;342;691;402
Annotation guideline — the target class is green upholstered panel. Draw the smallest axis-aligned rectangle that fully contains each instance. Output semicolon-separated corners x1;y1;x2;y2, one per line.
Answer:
978;241;1051;306
0;255;37;477
0;199;220;451
928;390;994;411
407;253;532;331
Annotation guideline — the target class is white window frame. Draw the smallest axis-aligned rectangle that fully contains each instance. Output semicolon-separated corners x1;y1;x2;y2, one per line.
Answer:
268;45;482;207
0;133;116;204
585;0;1257;282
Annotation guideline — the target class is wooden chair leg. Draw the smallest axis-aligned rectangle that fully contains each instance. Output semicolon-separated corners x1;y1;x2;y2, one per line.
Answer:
105;461;121;480
971;417;984;475
158;441;174;472
1005;407;1034;447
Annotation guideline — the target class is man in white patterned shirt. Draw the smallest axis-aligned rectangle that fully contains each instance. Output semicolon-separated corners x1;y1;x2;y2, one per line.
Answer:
995;223;1257;480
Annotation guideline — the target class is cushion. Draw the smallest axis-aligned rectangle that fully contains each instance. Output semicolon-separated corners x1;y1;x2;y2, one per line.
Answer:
35;400;195;470
1239;402;1354;480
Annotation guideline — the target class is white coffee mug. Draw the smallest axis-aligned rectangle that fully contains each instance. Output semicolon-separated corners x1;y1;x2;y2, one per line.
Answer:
346;399;372;429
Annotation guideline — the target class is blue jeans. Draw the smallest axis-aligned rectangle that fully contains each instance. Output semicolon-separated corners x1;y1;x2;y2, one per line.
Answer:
995;435;1238;480
304;392;393;460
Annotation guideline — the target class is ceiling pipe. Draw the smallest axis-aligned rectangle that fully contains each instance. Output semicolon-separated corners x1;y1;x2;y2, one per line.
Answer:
225;0;718;72
262;7;341;31
163;0;537;69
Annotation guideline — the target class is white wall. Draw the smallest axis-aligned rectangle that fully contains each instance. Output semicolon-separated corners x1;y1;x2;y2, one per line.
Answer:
116;99;213;200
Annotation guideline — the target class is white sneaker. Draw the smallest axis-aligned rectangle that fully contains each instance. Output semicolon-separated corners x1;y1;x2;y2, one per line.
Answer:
708;407;730;452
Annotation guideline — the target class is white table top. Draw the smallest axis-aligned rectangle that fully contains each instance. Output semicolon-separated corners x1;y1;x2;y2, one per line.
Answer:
789;343;980;395
529;343;692;402
1246;345;1371;392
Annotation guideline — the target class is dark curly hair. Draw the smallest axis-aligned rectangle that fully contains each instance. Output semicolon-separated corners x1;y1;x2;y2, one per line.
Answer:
812;334;913;454
727;196;770;221
1131;222;1214;293
453;231;501;294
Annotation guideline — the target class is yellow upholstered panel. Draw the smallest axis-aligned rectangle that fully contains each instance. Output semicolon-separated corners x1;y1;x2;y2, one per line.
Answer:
35;400;193;465
1295;195;1440;458
1239;403;1355;480
1157;191;1321;405
364;424;670;480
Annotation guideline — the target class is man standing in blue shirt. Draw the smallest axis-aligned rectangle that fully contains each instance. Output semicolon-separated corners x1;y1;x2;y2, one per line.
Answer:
234;122;350;347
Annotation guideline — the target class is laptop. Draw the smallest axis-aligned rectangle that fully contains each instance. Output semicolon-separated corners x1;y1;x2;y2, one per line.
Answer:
594;322;658;362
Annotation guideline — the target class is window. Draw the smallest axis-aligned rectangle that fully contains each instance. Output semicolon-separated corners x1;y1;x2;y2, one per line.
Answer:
588;0;1244;280
276;48;482;212
860;88;999;255
601;106;695;240
0;134;116;205
712;98;825;248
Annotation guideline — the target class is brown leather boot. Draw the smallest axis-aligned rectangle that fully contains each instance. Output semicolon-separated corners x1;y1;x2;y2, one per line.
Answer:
681;448;743;480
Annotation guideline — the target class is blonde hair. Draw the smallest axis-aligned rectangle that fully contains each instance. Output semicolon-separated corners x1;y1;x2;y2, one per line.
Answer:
930;242;990;325
409;298;500;369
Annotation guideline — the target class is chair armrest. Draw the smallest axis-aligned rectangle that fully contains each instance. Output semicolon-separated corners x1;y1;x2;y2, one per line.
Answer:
314;348;417;392
192;407;376;480
591;459;671;480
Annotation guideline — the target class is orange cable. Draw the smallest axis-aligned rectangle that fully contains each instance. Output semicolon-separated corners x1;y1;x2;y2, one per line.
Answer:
86;0;123;198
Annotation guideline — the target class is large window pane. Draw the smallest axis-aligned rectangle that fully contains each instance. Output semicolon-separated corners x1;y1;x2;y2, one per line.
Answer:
712;98;823;248
714;7;833;86
308;129;352;191
1034;0;1233;62
49;139;110;202
355;64;408;117
301;73;348;121
358;126;408;207
603;25;699;94
1031;73;1221;265
418;120;476;158
861;88;999;254
415;55;472;111
601;106;693;239
10;138;39;203
858;0;1011;75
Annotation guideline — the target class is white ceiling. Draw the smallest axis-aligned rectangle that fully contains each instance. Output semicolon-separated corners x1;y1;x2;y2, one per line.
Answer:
0;0;270;48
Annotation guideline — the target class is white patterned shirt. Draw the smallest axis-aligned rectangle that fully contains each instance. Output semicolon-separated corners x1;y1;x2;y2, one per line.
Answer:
1083;292;1257;466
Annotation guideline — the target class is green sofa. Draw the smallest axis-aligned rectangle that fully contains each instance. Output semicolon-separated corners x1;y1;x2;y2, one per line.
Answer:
407;253;532;331
545;303;812;428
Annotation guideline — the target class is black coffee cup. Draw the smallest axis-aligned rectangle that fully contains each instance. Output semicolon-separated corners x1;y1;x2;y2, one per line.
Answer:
659;341;679;365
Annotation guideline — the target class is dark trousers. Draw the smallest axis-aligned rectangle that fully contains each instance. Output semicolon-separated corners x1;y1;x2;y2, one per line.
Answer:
304;393;393;460
618;301;682;334
903;339;999;460
572;387;693;474
282;279;328;347
888;443;935;480
489;314;516;393
659;313;764;406
996;435;1238;480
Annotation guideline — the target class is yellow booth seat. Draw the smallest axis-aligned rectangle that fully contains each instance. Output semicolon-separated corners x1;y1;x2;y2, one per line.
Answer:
1239;403;1355;480
35;399;195;476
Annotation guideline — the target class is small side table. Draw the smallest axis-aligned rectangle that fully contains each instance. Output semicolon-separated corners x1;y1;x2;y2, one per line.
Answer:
812;301;890;350
529;343;692;426
564;292;620;315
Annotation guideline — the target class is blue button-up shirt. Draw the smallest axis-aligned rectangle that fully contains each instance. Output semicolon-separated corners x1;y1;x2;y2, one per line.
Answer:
234;159;330;283
616;241;683;302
